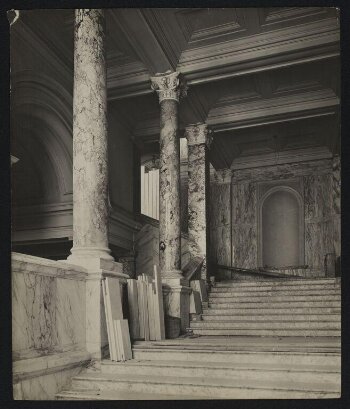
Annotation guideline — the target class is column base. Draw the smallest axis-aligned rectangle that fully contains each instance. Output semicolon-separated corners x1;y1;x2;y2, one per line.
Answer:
67;246;114;272
163;269;184;279
162;277;191;335
63;252;128;360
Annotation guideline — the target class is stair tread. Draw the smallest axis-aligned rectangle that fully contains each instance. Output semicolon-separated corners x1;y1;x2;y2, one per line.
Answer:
57;388;204;400
74;371;340;392
102;359;340;373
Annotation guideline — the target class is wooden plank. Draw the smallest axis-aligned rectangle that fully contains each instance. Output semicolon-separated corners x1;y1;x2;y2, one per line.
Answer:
153;265;165;340
105;277;123;320
102;280;116;361
142;280;150;341
137;279;145;339
147;282;156;341
127;279;140;339
190;290;202;314
190;279;208;303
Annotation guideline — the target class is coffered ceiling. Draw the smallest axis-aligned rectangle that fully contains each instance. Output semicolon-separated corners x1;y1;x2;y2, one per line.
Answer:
13;7;340;169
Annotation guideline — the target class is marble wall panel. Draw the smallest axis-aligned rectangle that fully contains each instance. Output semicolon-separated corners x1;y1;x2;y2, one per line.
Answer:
13;365;84;400
232;225;257;269
210;226;231;266
304;174;333;220
305;220;334;272
55;278;85;348
12;257;86;356
210;183;231;229
232;182;256;224
12;272;58;353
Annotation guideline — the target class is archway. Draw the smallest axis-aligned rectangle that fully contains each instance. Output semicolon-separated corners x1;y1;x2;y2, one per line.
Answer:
260;187;304;268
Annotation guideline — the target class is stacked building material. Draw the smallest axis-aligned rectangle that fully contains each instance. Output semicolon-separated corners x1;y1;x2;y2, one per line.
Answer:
102;277;132;361
127;265;165;341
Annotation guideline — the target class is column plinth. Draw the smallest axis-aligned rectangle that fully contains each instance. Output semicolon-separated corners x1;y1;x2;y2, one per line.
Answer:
185;123;212;282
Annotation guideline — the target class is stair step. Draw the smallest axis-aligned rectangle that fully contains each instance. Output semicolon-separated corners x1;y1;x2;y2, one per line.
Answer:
70;372;340;399
132;347;340;366
101;359;340;384
191;328;340;337
209;295;340;303
210;289;340;298
209;301;340;309
56;388;202;400
214;278;340;287
201;314;340;322
211;283;340;293
191;321;340;329
204;307;340;315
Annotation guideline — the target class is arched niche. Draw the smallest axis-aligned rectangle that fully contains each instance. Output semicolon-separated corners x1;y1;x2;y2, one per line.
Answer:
258;186;304;268
11;72;73;204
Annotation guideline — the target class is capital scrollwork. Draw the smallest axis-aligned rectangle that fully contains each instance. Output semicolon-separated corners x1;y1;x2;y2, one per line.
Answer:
151;71;187;103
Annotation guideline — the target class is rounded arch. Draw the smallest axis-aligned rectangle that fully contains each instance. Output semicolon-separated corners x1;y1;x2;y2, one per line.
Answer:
258;186;304;268
11;71;73;202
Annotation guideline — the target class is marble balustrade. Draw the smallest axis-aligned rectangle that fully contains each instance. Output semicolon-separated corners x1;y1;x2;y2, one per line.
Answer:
12;252;91;399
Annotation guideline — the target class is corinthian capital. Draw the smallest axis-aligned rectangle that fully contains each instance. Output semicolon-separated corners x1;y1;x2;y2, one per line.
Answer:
184;123;213;148
150;71;187;103
214;168;233;184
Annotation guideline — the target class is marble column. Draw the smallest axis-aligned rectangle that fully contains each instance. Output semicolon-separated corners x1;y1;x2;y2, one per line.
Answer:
185;123;212;283
150;71;187;279
67;9;127;360
151;71;190;334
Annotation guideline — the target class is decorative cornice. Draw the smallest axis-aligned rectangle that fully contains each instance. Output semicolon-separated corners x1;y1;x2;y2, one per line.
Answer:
150;71;187;103
184;123;213;148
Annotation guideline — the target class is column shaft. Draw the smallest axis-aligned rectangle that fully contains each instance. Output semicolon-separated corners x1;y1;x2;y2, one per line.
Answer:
70;9;112;263
151;71;187;278
185;124;212;282
159;99;181;275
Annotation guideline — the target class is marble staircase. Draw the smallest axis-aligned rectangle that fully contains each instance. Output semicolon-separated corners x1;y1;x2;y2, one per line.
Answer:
190;278;341;337
56;277;341;400
56;337;341;399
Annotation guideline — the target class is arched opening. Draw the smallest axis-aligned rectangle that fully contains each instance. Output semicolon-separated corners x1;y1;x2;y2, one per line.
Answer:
261;187;304;268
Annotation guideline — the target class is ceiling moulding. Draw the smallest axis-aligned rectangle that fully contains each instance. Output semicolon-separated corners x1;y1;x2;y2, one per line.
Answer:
109;9;174;74
178;17;339;84
207;89;339;132
260;7;330;27
230;146;332;170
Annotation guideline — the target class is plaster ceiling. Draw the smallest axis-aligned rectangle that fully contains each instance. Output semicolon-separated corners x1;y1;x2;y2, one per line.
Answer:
14;7;340;169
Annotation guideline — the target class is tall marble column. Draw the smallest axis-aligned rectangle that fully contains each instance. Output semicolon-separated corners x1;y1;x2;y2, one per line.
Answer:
185;123;212;282
151;71;190;334
150;71;187;278
67;9;126;360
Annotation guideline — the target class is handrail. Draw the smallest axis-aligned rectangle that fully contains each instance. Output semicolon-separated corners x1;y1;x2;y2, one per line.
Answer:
216;264;303;279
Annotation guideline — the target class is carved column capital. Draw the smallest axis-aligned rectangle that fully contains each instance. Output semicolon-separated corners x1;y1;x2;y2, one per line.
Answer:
151;71;187;103
184;123;213;148
214;168;233;184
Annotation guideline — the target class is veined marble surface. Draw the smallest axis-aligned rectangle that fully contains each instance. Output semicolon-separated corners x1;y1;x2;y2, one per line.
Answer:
210;180;231;266
211;160;339;275
12;253;86;357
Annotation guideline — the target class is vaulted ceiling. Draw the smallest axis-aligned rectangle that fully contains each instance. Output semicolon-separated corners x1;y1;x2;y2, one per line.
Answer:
13;7;340;169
